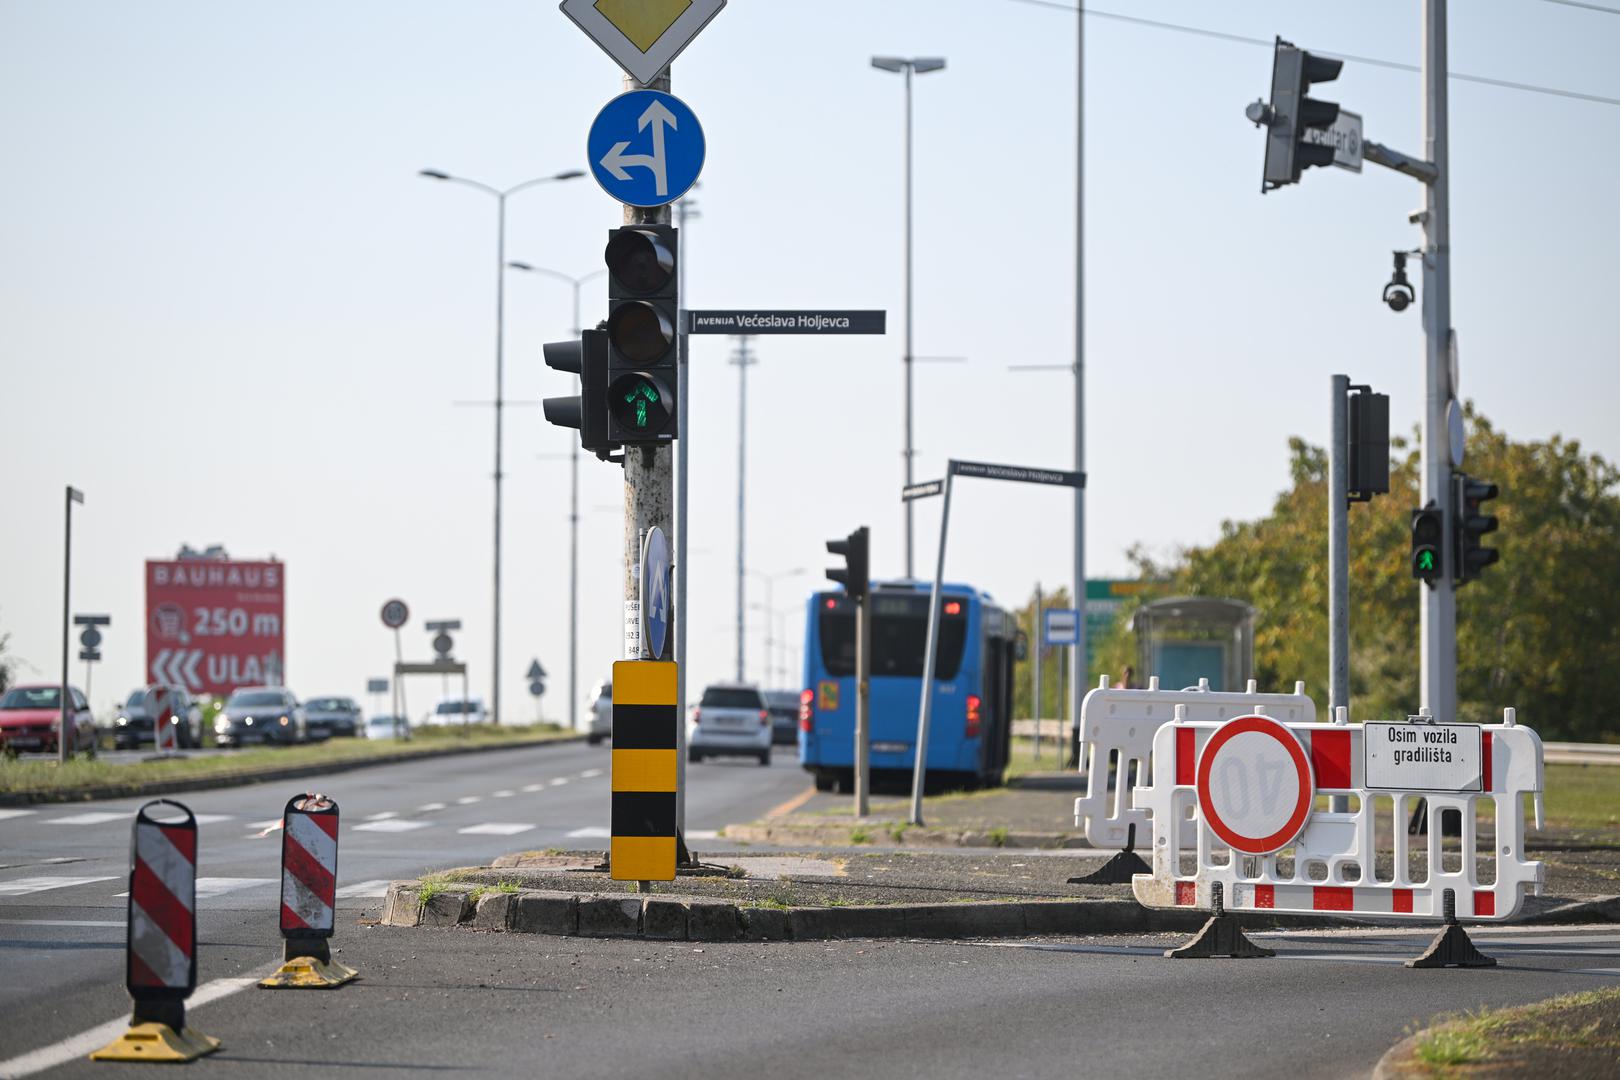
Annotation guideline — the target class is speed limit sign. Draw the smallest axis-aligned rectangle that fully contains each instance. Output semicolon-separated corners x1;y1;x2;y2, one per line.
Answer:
380;599;409;630
1195;715;1314;856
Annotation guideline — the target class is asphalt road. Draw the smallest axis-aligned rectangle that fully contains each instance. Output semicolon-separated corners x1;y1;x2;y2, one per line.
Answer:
0;739;810;1072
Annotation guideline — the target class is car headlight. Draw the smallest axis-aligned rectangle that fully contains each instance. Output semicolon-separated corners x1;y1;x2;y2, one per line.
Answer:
214;716;230;732
244;716;254;726
279;716;289;726
116;716;129;726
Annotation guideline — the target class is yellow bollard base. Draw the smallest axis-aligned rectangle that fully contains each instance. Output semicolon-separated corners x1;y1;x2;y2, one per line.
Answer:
258;955;359;989
90;1022;221;1063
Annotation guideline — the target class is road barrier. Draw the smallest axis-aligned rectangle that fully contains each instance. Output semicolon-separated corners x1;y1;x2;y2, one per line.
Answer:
260;792;357;988
1070;676;1314;883
1132;705;1545;963
148;685;179;755
610;659;679;882
91;800;221;1063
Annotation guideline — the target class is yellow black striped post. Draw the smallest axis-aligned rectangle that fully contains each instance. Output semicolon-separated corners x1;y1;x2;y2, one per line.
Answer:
610;660;678;881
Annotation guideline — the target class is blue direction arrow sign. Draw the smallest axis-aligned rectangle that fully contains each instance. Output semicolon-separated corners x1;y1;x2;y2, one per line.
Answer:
588;90;704;208
641;526;672;660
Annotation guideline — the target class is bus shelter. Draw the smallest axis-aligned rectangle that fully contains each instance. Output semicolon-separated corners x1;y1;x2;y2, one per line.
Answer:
1132;597;1254;692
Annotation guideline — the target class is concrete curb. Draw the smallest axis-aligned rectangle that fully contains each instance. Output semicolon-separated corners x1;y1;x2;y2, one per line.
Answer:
1369;1031;1425;1080
720;821;1089;850
0;735;586;806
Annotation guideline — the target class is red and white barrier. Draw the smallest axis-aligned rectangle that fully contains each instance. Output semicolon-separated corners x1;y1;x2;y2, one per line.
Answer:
1074;676;1316;849
261;793;357;989
1133;707;1545;923
147;685;180;755
92;800;220;1061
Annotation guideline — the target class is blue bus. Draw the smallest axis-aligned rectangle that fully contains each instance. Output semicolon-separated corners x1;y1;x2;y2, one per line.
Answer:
797;580;1019;793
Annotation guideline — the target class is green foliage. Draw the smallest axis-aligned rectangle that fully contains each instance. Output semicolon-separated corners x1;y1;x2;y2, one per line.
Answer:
1096;410;1620;740
0;615;12;696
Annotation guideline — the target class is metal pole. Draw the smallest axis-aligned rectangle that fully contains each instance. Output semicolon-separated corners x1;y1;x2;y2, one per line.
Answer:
59;486;76;763
674;196;692;834
1329;374;1351;813
908;471;953;826
903;65;915;579
732;336;753;682
1420;0;1456;723
393;628;409;741
762;576;773;687
1071;0;1088;764
855;588;871;817
1033;583;1043;762
492;192;507;727
569;281;581;738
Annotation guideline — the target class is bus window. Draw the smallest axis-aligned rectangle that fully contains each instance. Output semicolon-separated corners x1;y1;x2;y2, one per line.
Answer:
817;593;968;680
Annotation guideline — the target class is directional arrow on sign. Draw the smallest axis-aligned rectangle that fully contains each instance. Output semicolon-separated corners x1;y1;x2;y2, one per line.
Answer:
526;659;548;681
599;99;676;197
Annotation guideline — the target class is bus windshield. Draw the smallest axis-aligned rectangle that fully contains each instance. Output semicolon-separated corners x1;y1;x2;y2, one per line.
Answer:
818;592;968;680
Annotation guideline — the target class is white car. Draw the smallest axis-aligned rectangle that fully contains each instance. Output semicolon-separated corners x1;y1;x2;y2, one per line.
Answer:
584;679;612;745
688;683;772;766
365;715;408;741
427;698;488;726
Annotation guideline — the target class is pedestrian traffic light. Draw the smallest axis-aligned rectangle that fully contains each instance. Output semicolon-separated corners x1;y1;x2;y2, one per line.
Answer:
1453;474;1500;585
604;225;679;445
1250;37;1343;192
542;328;614;458
826;526;870;603
1411;503;1444;584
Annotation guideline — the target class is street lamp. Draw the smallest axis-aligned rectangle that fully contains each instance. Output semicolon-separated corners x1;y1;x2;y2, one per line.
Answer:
747;568;805;687
871;55;946;579
59;485;84;763
508;261;609;738
418;166;584;727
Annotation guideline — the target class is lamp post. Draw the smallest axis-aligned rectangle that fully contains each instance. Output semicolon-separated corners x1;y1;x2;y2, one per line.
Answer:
747;568;805;686
60;486;84;763
871;55;946;580
508;261;608;738
418;167;583;726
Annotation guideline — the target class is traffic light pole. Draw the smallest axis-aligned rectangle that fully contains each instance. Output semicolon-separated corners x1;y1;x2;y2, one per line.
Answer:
1070;6;1088;757
854;590;871;818
1419;0;1457;724
1328;374;1351;813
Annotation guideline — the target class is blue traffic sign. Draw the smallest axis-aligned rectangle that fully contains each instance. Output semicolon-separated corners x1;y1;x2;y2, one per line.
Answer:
641;526;671;660
1043;608;1080;648
587;90;705;208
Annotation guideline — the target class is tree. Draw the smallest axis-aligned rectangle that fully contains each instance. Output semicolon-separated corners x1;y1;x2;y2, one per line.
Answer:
1098;409;1620;741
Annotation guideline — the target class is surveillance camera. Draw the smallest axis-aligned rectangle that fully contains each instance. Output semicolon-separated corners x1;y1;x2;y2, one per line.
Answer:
1383;251;1414;313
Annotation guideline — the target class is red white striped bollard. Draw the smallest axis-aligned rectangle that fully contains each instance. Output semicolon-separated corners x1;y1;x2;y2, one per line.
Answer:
91;800;221;1062
260;792;358;989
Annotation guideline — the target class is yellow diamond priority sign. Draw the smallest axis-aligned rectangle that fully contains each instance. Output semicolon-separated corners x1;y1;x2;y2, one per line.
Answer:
560;0;726;87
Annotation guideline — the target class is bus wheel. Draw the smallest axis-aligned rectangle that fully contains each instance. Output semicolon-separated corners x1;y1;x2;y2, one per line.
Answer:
813;772;836;793
835;771;854;795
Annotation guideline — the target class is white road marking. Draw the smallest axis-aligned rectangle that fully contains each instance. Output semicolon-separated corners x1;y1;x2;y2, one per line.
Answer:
0;876;116;897
521;783;546;793
686;829;719;841
246;819;282;830
417;802;448;812
334;879;392;899
45;812;126;826
353;819;432;833
363;811;399;821
115;877;272;900
455;796;482;805
578;769;604;779
0;918;124;927
457;823;537;836
0;809;38;821
566;826;610;839
492;790;515;798
190;814;234;826
549;778;569;787
0;973;265;1079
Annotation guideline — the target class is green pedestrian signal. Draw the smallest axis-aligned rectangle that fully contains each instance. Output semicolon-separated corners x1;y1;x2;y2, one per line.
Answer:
1417;550;1434;571
1411;504;1443;585
608;373;672;438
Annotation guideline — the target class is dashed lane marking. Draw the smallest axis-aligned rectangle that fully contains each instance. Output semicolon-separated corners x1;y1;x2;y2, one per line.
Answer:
363;811;399;821
521;784;546;793
115;877;272;900
685;829;719;841
0;876;117;897
492;790;515;798
190;814;234;826
334;879;392;899
418;802;448;812
579;769;604;779
566;826;610;839
457;823;537;836
0;809;38;822
44;812;126;826
455;796;482;805
549;778;569;787
353;819;433;833
0;918;124;927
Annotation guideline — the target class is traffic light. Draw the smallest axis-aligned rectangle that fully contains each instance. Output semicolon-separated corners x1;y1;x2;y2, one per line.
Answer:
542;328;613;458
826;526;870;603
1453;474;1500;585
1347;387;1390;502
604;224;679;445
1411;503;1444;584
1252;37;1343;192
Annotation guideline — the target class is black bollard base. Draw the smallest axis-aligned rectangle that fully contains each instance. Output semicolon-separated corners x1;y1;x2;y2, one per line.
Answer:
1070;824;1151;885
1163;882;1275;959
1406;922;1497;968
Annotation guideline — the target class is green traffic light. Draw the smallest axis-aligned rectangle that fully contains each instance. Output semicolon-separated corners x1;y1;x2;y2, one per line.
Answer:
1418;550;1435;571
622;380;659;428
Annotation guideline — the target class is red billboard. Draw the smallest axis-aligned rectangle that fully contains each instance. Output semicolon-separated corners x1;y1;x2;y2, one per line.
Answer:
146;559;285;697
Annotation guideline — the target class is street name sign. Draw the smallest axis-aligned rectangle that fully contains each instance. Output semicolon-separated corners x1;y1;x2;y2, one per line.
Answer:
641;525;671;660
560;0;726;87
901;480;944;502
1303;108;1363;172
588;89;704;207
1363;721;1483;792
950;460;1084;488
687;310;887;335
366;678;389;694
1043;609;1080;647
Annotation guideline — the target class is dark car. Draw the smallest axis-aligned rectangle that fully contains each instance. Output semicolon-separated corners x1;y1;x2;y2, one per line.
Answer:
215;687;307;747
113;686;202;749
0;684;95;754
763;689;800;746
304;696;362;739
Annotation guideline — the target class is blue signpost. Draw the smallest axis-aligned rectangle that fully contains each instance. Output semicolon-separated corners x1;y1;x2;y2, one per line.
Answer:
587;90;705;208
1044;608;1081;648
642;526;671;661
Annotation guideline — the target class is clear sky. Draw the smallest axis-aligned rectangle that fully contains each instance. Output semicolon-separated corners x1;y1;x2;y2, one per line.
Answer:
3;0;1616;721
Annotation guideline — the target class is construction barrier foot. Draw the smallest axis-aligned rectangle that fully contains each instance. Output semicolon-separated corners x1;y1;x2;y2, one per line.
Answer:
90;1023;220;1063
1164;914;1276;959
259;955;360;989
1068;849;1151;885
1405;923;1497;969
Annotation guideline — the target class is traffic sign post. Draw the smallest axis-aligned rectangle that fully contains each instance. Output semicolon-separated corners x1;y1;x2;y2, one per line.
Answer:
1043;609;1080;648
74;614;110;714
379;599;409;742
588;90;704;208
641;526;671;661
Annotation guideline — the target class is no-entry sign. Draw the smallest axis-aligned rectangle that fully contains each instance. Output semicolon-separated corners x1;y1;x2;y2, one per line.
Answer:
146;559;285;696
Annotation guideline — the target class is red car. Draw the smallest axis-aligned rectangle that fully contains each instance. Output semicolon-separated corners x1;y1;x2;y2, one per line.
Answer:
0;684;96;754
